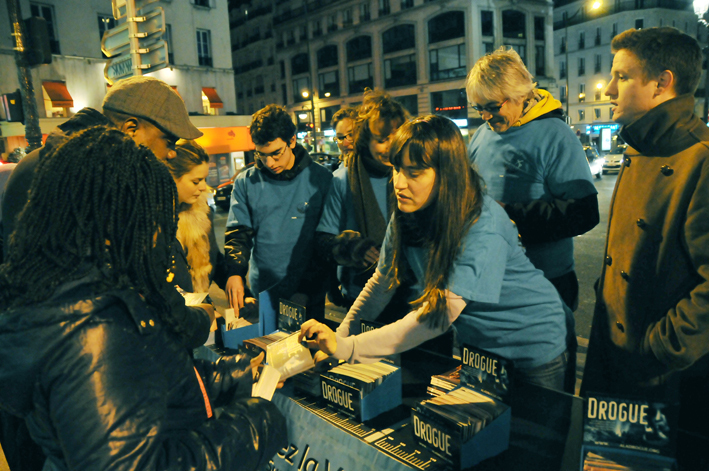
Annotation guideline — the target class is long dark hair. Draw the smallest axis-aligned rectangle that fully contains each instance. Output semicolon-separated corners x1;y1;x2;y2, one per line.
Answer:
387;115;485;328
0;126;184;336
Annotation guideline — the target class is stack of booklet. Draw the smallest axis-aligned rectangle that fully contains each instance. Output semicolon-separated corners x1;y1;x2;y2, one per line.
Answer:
427;365;461;397
582;449;673;471
321;361;399;397
416;386;507;442
243;331;289;356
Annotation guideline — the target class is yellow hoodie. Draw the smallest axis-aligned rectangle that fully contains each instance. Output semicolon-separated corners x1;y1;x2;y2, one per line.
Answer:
515;89;564;127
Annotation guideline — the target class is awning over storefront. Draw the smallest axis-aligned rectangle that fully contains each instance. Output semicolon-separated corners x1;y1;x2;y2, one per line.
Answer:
42;81;73;108
195;126;254;154
202;87;223;109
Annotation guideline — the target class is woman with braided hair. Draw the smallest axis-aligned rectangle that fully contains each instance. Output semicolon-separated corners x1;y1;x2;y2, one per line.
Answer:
163;139;227;294
0;126;286;470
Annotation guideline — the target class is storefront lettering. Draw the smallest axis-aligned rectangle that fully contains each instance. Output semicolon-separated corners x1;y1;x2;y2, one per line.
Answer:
413;416;452;456
462;348;498;376
321;383;355;411
587;398;648;424
272;444;346;471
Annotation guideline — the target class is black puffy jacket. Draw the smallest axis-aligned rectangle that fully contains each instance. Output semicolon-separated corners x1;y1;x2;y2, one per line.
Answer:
0;278;287;470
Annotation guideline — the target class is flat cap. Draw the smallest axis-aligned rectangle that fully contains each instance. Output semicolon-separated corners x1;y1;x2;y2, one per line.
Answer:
102;76;202;140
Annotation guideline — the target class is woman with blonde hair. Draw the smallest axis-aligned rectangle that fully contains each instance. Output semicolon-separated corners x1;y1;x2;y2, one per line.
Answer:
163;139;227;293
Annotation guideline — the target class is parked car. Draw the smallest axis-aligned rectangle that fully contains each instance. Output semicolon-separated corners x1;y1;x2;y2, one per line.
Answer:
311;152;341;172
602;144;627;174
584;146;604;179
214;179;233;211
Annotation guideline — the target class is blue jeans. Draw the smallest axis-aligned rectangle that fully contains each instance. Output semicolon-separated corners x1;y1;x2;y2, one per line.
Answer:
516;350;570;393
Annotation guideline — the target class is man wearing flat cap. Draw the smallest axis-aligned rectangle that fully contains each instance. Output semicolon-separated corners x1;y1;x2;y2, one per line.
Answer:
1;76;211;347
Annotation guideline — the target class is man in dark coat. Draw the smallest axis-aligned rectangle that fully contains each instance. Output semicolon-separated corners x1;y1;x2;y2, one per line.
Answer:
582;27;709;467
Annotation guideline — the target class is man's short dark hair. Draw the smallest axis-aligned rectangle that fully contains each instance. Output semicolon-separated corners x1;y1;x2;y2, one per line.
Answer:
331;107;357;129
611;27;702;95
249;104;296;146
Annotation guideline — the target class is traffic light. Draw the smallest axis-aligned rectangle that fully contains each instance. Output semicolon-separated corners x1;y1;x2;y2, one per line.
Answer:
23;16;53;66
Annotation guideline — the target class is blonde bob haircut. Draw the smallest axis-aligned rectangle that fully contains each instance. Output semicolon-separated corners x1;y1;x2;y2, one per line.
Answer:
466;46;536;106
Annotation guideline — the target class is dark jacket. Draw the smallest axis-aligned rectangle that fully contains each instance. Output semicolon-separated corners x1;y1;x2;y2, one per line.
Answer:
583;95;709;392
0;108;211;349
0;276;287;470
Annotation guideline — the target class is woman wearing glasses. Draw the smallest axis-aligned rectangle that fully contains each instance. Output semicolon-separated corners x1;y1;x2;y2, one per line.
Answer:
467;48;598;393
301;115;572;392
315;90;411;320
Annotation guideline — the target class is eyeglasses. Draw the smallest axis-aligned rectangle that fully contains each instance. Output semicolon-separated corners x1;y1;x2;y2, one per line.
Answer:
254;145;288;161
333;133;354;143
471;99;509;114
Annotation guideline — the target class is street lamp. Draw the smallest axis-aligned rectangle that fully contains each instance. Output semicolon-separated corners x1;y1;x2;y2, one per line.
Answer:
301;89;318;151
694;0;709;122
563;1;602;120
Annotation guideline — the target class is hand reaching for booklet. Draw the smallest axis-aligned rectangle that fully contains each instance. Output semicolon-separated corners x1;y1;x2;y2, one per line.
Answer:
299;320;337;356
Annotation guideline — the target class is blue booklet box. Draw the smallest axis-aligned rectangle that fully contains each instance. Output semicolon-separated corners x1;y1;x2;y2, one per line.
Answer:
220;290;279;349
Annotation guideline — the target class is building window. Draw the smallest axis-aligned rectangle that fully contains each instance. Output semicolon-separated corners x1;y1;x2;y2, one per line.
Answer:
313;20;322;37
280;60;286;79
578;57;585;76
578;31;585;49
327;15;338;32
484;42;494;54
560;36;566;54
30;3;60;54
560;85;567;103
164;24;173;64
595;88;602;101
579;83;586;102
611;22;617;39
282;84;288;105
578;109;585;121
360;2;370;21
428;12;465;44
378;0;390;16
319;71;340;97
385;54;417;88
193;0;209;7
382;25;415;54
348;63;373;94
343;8;353;26
317;45;338;68
481;11;493;37
298;25;307;41
401;0;414;9
594;108;601;119
635;19;643;29
505;44;526;64
560;60;566;79
397;94;418;116
594;54;601;73
347;36;372;62
502;10;525;39
196;29;212;66
429;43;466;81
293;76;311;102
595;27;601;46
534;16;544;41
535;45;545;76
291;53;310;75
287;30;295;45
431;89;467;120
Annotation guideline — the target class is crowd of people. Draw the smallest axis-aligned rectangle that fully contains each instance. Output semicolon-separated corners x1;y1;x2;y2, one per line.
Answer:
0;25;707;470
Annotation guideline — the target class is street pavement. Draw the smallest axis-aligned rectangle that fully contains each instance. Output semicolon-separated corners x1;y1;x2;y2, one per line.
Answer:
210;172;618;393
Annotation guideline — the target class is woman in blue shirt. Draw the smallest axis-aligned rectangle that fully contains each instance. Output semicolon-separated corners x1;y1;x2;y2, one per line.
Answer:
300;115;573;392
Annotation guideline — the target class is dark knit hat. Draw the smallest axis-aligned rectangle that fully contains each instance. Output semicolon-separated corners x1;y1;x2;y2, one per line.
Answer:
102;76;202;139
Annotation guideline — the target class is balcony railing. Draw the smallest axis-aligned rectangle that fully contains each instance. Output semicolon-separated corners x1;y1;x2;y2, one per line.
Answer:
553;0;690;29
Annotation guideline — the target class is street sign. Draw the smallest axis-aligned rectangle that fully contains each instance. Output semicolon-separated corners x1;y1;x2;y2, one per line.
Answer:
101;7;165;57
103;39;169;84
104;54;133;84
112;0;161;20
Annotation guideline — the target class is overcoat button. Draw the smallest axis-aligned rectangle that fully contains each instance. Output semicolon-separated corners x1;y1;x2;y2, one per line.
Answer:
140;320;147;328
625;157;631;167
605;256;612;266
616;322;625;332
636;218;647;228
660;165;673;176
149;319;155;327
620;271;630;280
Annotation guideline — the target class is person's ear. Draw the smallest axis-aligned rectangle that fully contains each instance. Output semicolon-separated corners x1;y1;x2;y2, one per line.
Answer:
655;70;675;97
120;117;140;137
289;135;297;148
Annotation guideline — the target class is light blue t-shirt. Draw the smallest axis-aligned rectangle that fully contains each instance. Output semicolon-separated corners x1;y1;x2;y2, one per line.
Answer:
316;166;389;299
378;196;567;368
468;118;597;278
226;162;332;296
